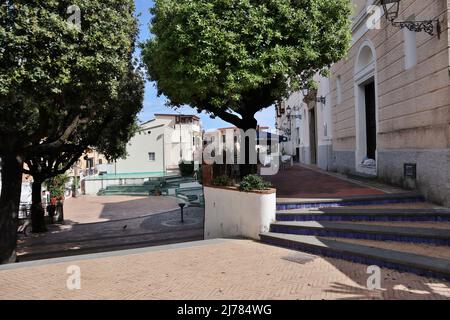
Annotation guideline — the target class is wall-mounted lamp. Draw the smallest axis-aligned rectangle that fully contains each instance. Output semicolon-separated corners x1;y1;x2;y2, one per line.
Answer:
316;96;326;104
302;87;326;104
301;87;309;97
286;106;292;117
381;0;440;38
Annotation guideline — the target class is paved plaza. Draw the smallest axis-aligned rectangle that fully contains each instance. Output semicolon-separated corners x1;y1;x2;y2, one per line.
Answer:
63;195;181;224
18;205;204;262
266;165;386;199
9;167;449;299
1;239;450;300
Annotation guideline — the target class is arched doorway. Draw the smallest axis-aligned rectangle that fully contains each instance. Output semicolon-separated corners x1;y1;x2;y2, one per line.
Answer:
354;41;378;176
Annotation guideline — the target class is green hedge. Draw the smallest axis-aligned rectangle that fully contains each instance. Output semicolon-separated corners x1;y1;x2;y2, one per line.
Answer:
239;174;272;192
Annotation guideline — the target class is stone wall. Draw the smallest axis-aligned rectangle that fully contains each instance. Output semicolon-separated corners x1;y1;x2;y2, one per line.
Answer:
327;0;450;205
378;149;450;206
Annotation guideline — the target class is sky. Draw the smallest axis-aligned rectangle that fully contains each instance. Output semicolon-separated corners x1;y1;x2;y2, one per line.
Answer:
134;0;275;130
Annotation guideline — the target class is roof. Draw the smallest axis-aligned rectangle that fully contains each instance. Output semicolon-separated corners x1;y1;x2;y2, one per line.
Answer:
214;126;270;132
154;113;201;121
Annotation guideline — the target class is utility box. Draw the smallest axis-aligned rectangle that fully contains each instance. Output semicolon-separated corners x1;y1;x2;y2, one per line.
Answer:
403;163;417;190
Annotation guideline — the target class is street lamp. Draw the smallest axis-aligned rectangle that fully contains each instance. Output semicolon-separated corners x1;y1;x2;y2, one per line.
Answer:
286;106;292;119
381;0;441;38
381;0;400;22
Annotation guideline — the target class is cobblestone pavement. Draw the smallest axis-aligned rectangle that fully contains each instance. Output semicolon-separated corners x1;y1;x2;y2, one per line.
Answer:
1;239;450;300
17;207;204;262
266;165;385;198
64;195;181;224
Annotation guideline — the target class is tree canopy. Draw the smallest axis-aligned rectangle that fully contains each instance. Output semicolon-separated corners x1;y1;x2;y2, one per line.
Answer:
142;0;352;129
0;0;140;157
0;0;143;260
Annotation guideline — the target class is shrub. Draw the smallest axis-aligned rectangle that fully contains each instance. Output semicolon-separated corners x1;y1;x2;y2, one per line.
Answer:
45;174;70;199
213;175;234;187
179;161;195;177
239;174;272;192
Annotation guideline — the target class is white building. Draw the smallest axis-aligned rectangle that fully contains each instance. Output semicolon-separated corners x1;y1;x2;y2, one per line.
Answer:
114;114;203;175
276;73;333;171
203;126;284;175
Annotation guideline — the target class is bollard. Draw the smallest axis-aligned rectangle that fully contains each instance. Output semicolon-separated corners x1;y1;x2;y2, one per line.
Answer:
178;203;186;223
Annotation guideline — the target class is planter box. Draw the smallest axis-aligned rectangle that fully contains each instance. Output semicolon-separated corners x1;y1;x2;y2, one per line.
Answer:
204;185;276;240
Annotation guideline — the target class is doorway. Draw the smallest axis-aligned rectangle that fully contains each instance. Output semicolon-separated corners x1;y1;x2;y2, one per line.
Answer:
309;107;317;165
354;41;378;176
364;81;377;160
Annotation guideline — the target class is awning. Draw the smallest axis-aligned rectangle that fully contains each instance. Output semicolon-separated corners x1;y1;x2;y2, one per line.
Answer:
256;131;288;144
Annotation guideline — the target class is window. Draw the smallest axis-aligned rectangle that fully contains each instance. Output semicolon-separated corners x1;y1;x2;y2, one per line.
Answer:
98;159;103;165
404;27;417;70
86;158;93;168
148;152;156;161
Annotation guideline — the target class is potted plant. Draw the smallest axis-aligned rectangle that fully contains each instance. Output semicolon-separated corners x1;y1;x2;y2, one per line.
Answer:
154;186;162;196
45;174;69;223
204;174;276;240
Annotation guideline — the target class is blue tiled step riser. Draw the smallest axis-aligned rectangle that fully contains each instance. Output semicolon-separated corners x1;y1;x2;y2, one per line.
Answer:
276;198;425;211
269;225;450;246
275;215;450;222
260;236;450;281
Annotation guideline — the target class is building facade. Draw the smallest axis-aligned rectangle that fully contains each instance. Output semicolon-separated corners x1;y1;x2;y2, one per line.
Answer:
278;0;450;206
114;114;202;174
276;73;334;171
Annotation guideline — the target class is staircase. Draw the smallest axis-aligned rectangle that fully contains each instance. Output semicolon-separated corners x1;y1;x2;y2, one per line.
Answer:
261;193;450;281
97;176;205;207
97;183;160;196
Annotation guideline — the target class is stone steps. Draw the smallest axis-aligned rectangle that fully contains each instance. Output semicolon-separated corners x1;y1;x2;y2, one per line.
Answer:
262;180;450;280
259;232;450;281
269;221;450;245
100;191;150;196
276;208;450;222
276;192;425;210
327;238;450;261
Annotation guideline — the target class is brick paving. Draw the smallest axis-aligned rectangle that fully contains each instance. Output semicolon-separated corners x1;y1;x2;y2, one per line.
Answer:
266;165;385;199
17;207;204;262
1;239;450;300
64;195;181;224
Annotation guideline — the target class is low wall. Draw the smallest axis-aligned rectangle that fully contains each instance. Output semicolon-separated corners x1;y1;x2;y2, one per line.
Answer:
83;179;116;195
204;186;276;240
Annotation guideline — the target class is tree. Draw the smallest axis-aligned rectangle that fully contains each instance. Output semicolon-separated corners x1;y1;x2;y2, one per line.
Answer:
142;0;352;175
24;66;144;232
0;0;142;262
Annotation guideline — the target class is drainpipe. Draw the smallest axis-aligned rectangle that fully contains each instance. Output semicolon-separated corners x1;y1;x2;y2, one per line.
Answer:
162;131;166;175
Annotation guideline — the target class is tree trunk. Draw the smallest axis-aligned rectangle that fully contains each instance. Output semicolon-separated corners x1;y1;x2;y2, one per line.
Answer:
0;154;23;264
31;179;47;233
239;118;258;179
239;141;258;179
